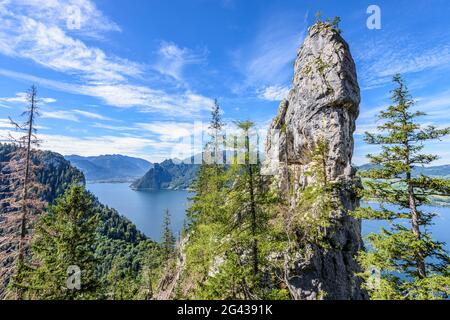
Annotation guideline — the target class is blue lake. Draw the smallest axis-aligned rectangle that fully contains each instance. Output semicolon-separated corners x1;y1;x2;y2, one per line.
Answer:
88;183;450;251
87;183;191;241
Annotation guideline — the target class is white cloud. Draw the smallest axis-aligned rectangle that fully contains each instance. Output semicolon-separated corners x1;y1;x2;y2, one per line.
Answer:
356;34;450;90
0;14;142;83
39;134;155;160
154;41;207;81
0;69;216;116
258;85;290;101
0;92;56;104
0;127;161;162
91;123;135;131
0;118;13;128
137;122;201;141
232;11;308;92
41;110;79;122
72;109;111;120
11;0;121;36
81;84;215;115
414;90;450;118
41;108;113;122
0;3;214;117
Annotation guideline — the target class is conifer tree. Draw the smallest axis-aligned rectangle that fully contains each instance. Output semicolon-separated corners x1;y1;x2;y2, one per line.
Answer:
235;121;259;276
22;184;100;300
187;99;226;226
0;85;45;299
182;108;286;299
161;209;175;262
188;121;281;299
107;256;139;300
209;99;225;165
138;248;163;300
355;74;450;299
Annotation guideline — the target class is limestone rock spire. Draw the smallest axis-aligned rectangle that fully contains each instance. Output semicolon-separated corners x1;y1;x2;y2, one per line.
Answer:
263;21;367;300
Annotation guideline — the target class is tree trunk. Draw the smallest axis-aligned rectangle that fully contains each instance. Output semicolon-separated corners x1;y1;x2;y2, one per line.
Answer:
245;133;258;276
18;104;34;264
407;173;426;278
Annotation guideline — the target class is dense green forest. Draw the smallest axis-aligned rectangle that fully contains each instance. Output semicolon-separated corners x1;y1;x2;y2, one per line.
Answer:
0;111;165;299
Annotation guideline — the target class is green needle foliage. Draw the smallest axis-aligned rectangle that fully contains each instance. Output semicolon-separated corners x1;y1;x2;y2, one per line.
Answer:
106;256;140;300
267;137;339;300
181;103;286;299
21;184;100;300
292;138;336;247
354;74;450;300
161;209;175;262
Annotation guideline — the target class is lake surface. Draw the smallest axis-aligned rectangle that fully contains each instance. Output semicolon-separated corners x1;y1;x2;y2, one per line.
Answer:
87;183;191;241
362;202;450;251
88;183;449;250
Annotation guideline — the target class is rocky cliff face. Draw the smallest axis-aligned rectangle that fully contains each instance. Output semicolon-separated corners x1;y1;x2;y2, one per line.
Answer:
263;22;367;300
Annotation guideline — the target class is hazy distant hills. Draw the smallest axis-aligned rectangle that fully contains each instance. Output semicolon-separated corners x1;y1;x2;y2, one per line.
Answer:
357;164;450;179
131;161;450;191
65;154;153;182
64;152;450;187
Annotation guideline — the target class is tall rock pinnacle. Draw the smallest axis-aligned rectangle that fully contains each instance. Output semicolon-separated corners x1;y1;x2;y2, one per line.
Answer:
263;22;367;300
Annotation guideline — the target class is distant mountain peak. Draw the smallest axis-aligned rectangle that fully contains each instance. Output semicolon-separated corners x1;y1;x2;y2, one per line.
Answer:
65;154;153;182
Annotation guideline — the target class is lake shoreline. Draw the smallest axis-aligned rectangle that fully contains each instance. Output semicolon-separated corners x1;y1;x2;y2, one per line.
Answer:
87;182;450;250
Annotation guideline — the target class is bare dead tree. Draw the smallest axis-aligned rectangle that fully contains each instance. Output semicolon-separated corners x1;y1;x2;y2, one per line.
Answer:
0;85;45;299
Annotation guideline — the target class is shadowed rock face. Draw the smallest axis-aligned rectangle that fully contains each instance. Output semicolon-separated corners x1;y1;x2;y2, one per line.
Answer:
263;22;367;300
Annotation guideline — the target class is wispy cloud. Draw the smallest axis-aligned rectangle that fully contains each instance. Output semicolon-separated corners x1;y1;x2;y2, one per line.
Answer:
9;0;121;37
0;126;157;161
0;12;142;83
41;110;80;122
92;123;135;131
231;10;308;96
414;90;450;119
72;109;111;120
153;41;207;82
39;134;155;160
0;1;214;117
41;108;112;122
0;118;13;128
0;92;56;104
357;89;450;136
356;33;450;90
137;121;202;141
258;85;290;101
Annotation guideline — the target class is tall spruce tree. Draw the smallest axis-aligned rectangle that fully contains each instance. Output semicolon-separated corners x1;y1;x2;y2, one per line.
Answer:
209;99;225;165
187;99;227;226
186;121;283;299
22;184;100;300
235;121;259;276
161;209;175;262
355;74;450;299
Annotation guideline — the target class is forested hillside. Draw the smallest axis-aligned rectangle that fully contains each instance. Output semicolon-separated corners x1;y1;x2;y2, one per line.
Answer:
0;143;163;299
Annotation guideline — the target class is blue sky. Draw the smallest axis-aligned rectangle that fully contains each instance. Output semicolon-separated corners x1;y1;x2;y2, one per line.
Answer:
0;0;449;164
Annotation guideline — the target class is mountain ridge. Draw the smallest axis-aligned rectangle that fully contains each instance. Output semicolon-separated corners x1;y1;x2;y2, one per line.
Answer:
357;163;450;178
65;154;153;182
131;159;199;190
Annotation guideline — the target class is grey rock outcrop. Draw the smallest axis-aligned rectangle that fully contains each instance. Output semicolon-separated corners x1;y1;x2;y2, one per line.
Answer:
263;22;367;300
